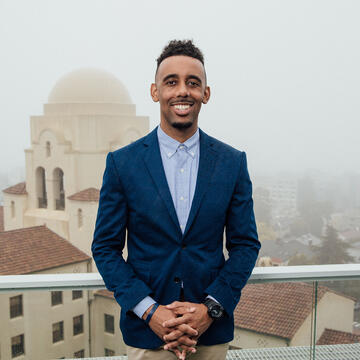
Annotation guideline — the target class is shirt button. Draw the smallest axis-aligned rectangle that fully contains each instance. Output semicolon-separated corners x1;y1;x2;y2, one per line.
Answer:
180;196;184;201
182;243;187;249
180;168;184;173
179;145;184;150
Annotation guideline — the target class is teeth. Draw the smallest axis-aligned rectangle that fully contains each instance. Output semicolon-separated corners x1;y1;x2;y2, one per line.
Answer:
174;104;190;110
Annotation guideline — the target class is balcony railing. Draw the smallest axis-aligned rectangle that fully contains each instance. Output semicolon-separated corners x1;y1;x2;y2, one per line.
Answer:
1;264;360;360
1;264;360;292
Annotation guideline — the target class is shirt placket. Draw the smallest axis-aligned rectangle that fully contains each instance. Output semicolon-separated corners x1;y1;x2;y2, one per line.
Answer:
175;146;190;233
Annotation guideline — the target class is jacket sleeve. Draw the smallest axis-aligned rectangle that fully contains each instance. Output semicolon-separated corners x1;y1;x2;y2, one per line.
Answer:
92;152;152;314
204;152;260;316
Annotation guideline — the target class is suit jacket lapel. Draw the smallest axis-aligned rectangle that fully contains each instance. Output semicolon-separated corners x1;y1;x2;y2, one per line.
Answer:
143;128;181;233
184;129;218;236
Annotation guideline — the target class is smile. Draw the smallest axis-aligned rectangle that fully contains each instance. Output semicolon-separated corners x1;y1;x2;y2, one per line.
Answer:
174;104;191;110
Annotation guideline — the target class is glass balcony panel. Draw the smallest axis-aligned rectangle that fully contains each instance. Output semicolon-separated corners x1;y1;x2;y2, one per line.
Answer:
314;279;360;359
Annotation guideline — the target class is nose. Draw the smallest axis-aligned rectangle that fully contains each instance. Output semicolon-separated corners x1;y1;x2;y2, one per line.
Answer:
177;81;189;97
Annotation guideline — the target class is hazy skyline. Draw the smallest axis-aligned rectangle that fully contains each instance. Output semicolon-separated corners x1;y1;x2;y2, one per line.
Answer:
1;0;359;178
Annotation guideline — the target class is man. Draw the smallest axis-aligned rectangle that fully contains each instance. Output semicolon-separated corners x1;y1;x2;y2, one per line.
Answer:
92;40;260;360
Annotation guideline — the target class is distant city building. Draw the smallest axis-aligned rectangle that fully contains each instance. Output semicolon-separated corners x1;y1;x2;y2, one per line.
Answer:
255;174;298;221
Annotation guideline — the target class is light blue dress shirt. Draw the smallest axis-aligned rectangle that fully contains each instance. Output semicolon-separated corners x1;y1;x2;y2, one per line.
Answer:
133;126;217;318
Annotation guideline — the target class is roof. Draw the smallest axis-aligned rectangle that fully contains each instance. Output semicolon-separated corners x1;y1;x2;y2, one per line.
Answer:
234;282;327;340
68;188;100;202
317;328;360;345
48;68;132;104
95;289;114;299
3;182;27;195
0;226;90;275
0;206;4;232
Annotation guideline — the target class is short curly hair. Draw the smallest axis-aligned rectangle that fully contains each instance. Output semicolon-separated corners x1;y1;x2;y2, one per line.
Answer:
156;39;204;70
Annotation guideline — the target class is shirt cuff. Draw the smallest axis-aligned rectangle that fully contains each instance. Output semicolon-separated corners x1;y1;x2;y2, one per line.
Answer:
206;295;222;306
132;296;156;319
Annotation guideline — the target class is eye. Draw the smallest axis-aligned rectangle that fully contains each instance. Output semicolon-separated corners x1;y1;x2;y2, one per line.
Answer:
166;80;177;86
188;81;200;87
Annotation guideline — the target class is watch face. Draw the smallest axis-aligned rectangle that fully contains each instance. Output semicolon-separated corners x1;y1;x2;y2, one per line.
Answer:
210;304;223;319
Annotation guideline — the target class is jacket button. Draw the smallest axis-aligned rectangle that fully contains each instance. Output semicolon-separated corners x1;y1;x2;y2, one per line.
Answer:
181;244;186;249
173;277;181;283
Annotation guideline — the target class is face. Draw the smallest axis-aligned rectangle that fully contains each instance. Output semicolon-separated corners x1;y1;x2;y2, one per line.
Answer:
151;55;210;134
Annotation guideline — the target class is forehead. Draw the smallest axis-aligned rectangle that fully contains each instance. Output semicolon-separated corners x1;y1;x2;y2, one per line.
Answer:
156;55;206;81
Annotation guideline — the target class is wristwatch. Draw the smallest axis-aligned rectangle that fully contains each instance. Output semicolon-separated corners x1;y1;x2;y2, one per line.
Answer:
203;298;224;320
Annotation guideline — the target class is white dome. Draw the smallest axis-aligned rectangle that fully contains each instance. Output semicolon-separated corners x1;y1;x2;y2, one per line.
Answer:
48;68;132;104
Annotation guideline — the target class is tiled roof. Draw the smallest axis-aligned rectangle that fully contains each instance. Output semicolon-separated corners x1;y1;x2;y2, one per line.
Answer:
0;206;4;232
0;226;90;275
234;282;327;340
3;182;27;195
317;328;360;345
68;188;100;202
95;289;114;299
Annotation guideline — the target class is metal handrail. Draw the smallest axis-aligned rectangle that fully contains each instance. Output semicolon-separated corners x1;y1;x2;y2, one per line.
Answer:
1;264;360;293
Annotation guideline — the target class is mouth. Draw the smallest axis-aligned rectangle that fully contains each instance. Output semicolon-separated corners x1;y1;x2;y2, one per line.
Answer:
171;102;193;116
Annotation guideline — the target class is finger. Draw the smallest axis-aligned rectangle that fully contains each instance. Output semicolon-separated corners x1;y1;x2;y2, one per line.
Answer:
163;329;183;342
172;306;196;315
166;301;183;309
172;348;184;360
165;340;197;351
163;314;191;328
177;324;198;337
178;335;197;347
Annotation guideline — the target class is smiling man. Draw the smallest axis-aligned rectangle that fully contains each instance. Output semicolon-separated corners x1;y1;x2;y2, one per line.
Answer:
92;40;260;360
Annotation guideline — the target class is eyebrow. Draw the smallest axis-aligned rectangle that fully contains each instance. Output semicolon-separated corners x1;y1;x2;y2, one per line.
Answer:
162;74;203;84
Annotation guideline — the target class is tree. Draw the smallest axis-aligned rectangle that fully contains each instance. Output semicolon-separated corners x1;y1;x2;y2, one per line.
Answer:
312;225;354;264
287;253;315;266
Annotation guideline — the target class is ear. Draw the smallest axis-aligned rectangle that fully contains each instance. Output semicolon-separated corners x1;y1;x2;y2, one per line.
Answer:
202;86;211;104
150;83;159;102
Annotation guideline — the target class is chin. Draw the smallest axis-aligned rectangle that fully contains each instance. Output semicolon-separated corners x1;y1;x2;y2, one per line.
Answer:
171;119;194;130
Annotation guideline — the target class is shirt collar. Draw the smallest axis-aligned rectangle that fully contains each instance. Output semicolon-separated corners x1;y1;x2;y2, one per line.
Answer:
157;125;199;159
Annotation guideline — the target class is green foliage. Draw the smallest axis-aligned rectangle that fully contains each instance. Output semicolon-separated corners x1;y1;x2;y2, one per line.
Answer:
287;253;315;266
312;225;354;264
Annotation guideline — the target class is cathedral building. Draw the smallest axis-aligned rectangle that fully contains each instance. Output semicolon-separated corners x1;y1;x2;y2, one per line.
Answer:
1;68;149;359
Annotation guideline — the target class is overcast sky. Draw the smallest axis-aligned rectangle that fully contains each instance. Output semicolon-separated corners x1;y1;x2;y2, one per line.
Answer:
0;0;359;179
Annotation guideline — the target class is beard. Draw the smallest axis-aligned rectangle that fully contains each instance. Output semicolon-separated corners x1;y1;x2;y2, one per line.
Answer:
171;119;194;130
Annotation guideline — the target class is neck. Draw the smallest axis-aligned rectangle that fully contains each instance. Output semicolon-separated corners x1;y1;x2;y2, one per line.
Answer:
159;121;198;143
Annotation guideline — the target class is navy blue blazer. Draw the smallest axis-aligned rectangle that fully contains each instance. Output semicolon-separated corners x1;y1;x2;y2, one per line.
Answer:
92;127;260;349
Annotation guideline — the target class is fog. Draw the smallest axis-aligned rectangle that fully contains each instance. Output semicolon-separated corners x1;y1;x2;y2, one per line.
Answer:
1;0;359;178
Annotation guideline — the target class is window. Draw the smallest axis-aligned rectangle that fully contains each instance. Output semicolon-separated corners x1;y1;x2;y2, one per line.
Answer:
11;201;15;218
53;168;65;210
73;349;84;358
105;348;115;356
11;334;24;358
72;290;83;300
77;208;83;228
46;141;51;157
51;291;62;306
10;295;23;318
73;315;84;335
36;167;47;208
104;314;114;334
52;321;64;343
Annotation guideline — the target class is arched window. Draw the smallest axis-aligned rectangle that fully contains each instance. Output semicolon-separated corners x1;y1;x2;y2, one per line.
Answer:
11;201;15;218
36;167;47;208
53;168;65;210
46;141;51;157
77;209;83;228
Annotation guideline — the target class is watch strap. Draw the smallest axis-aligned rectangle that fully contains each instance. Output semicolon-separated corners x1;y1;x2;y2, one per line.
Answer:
145;303;159;325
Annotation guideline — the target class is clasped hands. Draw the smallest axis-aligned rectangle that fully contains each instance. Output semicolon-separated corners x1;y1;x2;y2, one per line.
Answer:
143;301;213;360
